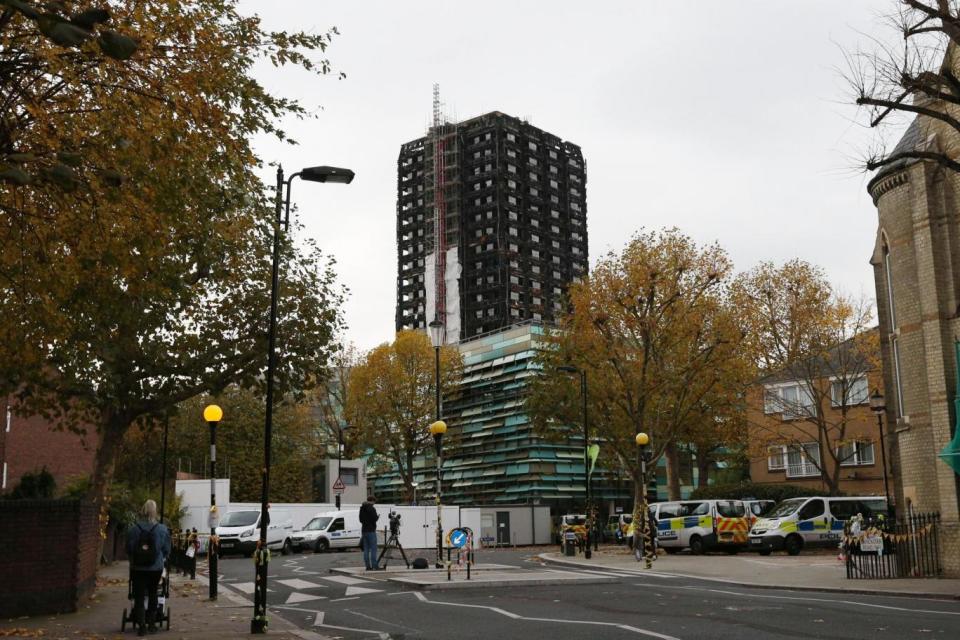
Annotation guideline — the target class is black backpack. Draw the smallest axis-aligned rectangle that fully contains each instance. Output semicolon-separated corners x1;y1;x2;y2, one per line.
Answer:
133;524;157;566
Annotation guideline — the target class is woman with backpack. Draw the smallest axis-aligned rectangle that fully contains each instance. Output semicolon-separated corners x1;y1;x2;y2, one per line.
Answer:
126;500;171;636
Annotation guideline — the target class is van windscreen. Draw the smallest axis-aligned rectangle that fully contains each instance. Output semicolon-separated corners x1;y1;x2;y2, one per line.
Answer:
767;498;806;518
303;517;333;531
220;511;259;527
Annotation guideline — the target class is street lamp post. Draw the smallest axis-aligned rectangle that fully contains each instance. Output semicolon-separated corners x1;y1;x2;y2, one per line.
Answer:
411;482;419;506
335;424;349;510
159;412;170;524
869;390;893;514
558;365;591;559
203;404;223;600
429;420;447;568
251;164;354;635
428;317;446;568
635;432;652;569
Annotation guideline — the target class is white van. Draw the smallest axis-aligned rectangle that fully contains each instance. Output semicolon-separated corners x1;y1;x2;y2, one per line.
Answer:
290;510;362;553
651;499;749;554
216;509;293;557
748;496;888;556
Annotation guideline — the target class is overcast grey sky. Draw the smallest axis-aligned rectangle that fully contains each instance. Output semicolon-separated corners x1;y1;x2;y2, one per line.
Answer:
242;0;891;351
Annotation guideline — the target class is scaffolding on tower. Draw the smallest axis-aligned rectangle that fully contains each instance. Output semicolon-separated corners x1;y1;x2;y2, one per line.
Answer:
428;84;460;344
432;84;447;337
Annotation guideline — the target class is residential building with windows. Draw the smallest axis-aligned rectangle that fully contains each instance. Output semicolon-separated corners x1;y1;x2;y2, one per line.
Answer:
746;332;887;496
395;106;587;343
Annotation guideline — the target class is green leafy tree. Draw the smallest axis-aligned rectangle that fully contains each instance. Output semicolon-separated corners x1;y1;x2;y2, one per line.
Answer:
0;1;346;518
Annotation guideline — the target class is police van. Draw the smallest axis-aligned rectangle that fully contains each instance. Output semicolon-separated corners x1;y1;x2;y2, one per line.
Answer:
650;499;749;554
748;496;887;556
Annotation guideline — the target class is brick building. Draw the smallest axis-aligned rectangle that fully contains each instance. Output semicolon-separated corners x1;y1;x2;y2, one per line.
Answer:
868;111;960;575
747;360;887;497
396;104;588;343
0;398;98;494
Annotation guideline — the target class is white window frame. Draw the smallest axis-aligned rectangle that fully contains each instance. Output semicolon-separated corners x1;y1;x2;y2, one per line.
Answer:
830;375;869;407
767;445;787;471
838;441;875;467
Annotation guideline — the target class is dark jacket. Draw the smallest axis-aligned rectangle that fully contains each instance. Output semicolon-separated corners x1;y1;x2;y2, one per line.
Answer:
126;520;171;572
359;502;379;533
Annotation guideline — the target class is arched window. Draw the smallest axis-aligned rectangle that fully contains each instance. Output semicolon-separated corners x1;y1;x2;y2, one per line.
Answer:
882;236;905;417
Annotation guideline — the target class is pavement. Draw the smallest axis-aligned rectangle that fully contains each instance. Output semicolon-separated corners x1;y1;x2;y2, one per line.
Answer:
0;560;328;640
538;546;960;599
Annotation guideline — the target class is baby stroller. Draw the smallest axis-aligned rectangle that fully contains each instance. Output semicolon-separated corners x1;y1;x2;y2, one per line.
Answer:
121;563;171;632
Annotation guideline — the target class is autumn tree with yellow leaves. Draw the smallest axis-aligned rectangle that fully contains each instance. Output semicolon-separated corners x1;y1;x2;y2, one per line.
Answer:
0;1;345;511
347;331;463;503
527;229;752;510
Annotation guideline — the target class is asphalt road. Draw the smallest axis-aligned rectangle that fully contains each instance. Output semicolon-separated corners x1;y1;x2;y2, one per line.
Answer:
210;547;960;640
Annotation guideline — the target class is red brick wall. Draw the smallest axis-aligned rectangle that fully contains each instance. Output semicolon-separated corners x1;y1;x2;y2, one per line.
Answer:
0;499;100;617
1;399;99;493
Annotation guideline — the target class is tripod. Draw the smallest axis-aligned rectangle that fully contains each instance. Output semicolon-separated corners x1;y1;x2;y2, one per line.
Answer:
376;526;409;569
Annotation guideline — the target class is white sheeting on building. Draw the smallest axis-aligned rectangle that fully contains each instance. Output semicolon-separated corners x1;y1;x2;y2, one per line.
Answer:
424;246;461;344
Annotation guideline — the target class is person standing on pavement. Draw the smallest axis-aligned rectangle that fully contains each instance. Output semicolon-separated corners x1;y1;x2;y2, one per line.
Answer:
126;499;171;636
359;495;379;570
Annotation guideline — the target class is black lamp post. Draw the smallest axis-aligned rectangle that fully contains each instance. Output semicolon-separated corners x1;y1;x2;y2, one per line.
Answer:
869;389;893;514
558;365;591;559
635;432;652;568
159;412;170;525
428;316;445;568
251;164;354;635
203;404;223;600
335;424;349;510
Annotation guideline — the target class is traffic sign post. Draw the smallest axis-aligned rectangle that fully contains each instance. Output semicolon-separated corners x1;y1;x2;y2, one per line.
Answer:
332;476;345;509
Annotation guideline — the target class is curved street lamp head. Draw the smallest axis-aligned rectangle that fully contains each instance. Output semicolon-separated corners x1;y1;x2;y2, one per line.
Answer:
635;432;650;447
428;318;445;348
869;389;886;414
429;420;448;436
300;165;355;184
203;404;223;424
557;365;579;374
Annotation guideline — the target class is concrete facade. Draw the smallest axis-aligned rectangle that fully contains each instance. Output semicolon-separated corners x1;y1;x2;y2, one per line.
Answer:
868;116;960;576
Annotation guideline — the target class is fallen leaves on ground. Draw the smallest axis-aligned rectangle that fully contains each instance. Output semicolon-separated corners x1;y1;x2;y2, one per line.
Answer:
0;629;45;637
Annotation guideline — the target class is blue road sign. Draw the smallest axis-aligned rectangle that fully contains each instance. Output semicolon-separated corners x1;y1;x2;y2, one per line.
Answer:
450;529;468;548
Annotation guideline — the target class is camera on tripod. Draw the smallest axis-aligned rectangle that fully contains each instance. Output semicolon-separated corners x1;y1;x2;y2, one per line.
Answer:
388;511;401;535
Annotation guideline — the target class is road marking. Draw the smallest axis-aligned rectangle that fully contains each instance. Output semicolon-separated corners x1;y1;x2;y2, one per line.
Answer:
344;608;422;633
344;586;383;597
269;606;326;628
285;592;327;604
312;620;389;639
658;586;960;616
277;578;326;590
322;575;373;586
230;582;273;594
411;592;681;639
571;568;678;579
330;596;361;603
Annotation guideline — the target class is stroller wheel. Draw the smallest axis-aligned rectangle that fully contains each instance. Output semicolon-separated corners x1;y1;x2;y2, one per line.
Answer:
121;607;127;632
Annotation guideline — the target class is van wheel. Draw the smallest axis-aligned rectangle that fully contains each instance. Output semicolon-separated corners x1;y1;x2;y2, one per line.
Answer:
785;534;803;556
281;539;292;556
724;548;739;555
758;549;772;556
689;535;704;555
315;539;329;553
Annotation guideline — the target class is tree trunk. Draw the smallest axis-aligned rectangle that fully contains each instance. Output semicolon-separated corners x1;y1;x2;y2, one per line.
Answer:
88;412;127;564
696;451;711;489
664;441;682;500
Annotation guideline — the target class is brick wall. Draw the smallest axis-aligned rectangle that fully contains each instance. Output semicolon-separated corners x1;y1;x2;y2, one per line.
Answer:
0;398;99;493
870;116;960;577
0;499;100;617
